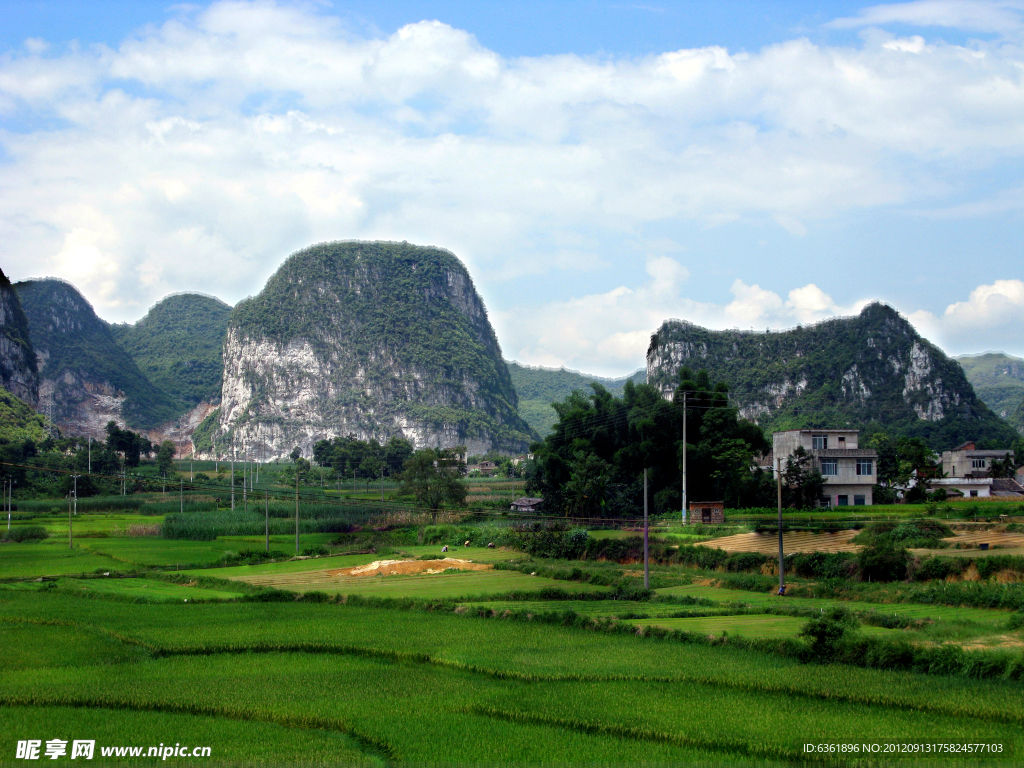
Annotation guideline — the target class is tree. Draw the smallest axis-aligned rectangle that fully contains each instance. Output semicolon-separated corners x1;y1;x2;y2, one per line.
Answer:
782;446;825;508
290;446;301;463
563;451;611;517
156;440;176;477
399;449;467;510
989;455;1016;479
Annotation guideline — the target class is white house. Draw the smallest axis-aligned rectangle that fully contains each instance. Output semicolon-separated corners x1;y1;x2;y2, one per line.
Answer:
772;429;877;507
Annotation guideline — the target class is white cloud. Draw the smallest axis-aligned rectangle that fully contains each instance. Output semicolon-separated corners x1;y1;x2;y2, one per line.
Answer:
827;1;1024;34
497;261;870;376
908;279;1024;353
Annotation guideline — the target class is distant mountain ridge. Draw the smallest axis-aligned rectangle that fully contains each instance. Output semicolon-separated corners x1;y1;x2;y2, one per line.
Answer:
507;361;645;438
956;353;1024;434
110;293;232;412
15;278;179;436
647;303;1016;449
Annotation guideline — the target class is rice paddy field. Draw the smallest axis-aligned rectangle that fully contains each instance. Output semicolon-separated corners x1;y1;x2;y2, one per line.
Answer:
2;506;1024;765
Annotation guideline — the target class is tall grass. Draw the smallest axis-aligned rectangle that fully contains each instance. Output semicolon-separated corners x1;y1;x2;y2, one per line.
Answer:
161;503;384;540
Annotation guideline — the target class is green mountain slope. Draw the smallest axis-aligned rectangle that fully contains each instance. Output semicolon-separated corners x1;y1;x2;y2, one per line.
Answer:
0;385;47;444
110;293;231;410
647;303;1016;449
955;353;1024;433
15;279;178;433
507;361;645;438
219;241;536;458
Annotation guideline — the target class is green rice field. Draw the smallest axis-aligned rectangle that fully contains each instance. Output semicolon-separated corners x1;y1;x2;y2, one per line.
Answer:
2;507;1023;764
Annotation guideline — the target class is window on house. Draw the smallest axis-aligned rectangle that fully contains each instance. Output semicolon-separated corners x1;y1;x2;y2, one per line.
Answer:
837;495;849;506
818;496;832;508
812;434;828;450
970;490;979;498
854;495;866;506
856;459;873;476
821;459;838;476
838;436;846;447
972;459;986;469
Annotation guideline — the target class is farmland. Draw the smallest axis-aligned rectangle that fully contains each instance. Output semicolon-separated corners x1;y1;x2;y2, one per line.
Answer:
2;493;1024;764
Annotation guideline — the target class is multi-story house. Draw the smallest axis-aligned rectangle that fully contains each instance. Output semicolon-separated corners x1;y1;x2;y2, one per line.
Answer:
772;429;877;507
941;442;1014;479
932;442;1018;498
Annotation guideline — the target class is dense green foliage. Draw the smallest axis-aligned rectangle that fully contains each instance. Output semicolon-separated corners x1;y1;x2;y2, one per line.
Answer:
528;371;773;516
228;242;535;450
399;449;468;509
957;352;1024;432
648;303;1018;449
507;361;644;437
313;434;414;478
110;293;231;411
15;279;178;429
0;385;46;444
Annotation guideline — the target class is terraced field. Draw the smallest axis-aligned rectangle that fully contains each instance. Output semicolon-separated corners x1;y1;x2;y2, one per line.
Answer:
696;529;861;554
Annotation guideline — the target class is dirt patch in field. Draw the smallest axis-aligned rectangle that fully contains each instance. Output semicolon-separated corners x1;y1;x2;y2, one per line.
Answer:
327;558;493;578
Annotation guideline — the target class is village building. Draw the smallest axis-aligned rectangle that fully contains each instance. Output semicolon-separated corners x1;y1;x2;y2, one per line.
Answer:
510;497;544;513
772;429;877;507
941;442;1015;479
687;501;724;524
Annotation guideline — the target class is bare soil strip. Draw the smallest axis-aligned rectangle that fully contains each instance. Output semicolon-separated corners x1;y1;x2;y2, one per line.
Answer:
327;558;492;577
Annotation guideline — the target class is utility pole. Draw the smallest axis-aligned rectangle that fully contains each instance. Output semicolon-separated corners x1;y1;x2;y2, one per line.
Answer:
681;391;687;526
265;490;270;552
243;454;248;513
381;466;385;502
295;469;300;554
88;436;91;473
231;443;235;511
69;475;79;549
643;467;649;590
180;479;184;514
777;456;785;592
6;479;11;531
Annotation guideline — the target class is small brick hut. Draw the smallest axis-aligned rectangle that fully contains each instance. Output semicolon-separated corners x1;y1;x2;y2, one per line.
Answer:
688;501;724;525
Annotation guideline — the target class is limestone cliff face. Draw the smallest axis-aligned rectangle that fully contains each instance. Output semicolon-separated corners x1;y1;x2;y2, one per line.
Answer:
0;268;38;406
647;303;1015;447
15;278;178;438
214;241;535;460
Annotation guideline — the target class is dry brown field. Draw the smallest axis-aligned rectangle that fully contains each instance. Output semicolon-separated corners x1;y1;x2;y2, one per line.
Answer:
695;529;861;554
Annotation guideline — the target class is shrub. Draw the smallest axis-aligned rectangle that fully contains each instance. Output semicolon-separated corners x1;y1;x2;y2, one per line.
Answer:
799;607;857;661
858;541;908;582
2;525;47;542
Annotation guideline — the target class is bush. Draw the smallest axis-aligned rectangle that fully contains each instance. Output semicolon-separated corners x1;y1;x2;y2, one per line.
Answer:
858;541;909;582
2;525;48;542
799;607;857;661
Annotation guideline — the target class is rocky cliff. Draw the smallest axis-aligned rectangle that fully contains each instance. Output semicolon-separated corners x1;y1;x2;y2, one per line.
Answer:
0;268;39;406
647;303;1016;448
15;278;179;437
214;241;535;459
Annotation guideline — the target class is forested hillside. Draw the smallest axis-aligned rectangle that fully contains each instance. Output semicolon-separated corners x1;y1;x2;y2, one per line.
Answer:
110;293;231;412
507;362;644;438
956;353;1024;433
15;279;178;434
647;303;1016;449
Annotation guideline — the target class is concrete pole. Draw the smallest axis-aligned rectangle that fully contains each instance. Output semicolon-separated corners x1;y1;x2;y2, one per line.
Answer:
681;391;687;526
295;471;300;554
777;457;785;592
265;490;270;552
231;444;235;511
643;467;649;590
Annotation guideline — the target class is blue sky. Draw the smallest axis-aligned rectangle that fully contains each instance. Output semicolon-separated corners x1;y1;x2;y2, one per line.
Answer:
2;0;1024;375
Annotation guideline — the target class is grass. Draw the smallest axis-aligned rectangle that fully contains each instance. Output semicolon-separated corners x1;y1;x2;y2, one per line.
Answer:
0;541;122;578
226;567;610;600
2;591;1024;763
5;576;247;602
